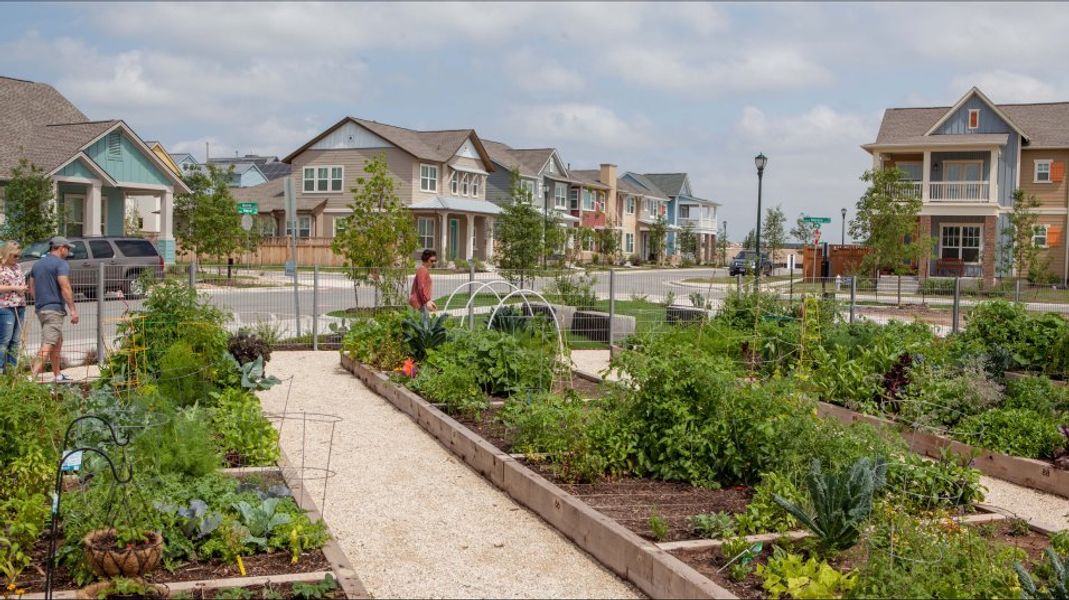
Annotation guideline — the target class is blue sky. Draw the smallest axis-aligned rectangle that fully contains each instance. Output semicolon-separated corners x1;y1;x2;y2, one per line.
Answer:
4;2;1069;241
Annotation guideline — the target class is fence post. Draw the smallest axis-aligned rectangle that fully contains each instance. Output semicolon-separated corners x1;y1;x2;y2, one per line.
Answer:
97;263;105;367
849;276;856;324
188;259;196;288
468;261;475;330
897;274;902;307
293;264;302;338
312;264;319;351
608;268;616;354
1015;277;1021;303
736;273;742;295
952;276;961;334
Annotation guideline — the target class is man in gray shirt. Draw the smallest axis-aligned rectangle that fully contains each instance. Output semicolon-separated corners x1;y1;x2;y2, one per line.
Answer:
28;237;80;382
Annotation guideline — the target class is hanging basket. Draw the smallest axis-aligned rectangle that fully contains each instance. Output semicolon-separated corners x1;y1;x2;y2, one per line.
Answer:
77;578;168;599
83;528;165;578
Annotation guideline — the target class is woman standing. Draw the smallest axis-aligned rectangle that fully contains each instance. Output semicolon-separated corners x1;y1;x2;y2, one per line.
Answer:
0;241;28;373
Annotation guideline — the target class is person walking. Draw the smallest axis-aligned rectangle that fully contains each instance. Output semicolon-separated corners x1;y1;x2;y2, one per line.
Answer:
28;236;79;383
409;249;438;314
0;241;28;374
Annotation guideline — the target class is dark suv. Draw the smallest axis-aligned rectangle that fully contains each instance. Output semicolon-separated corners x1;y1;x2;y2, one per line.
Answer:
19;237;164;298
728;251;773;276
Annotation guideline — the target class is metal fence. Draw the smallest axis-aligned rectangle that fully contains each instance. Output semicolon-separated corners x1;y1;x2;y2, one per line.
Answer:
14;263;1069;370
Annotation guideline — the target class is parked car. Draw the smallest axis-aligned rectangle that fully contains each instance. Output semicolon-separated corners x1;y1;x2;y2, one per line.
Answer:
728;251;773;276
19;237;164;299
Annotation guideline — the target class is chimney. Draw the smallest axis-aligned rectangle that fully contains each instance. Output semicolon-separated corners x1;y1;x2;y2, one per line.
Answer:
599;164;618;221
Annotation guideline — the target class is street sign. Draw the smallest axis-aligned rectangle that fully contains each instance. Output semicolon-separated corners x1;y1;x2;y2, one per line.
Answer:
237;202;258;215
803;216;832;224
241;214;253;231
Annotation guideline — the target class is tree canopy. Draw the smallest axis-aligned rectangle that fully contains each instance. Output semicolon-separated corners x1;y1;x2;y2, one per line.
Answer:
0;159;57;246
849;167;926;276
174;164;257;261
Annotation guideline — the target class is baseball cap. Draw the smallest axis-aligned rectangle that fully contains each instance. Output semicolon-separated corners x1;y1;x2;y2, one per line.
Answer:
49;236;74;249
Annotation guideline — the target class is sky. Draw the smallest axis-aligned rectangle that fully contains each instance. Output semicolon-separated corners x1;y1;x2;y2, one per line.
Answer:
4;2;1069;242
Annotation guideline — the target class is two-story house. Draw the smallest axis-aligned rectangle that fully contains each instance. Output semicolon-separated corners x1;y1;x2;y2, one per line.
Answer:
642;173;719;263
567;167;617;259
169;153;270;187
483;140;580;228
618;172;671;261
0;76;189;263
209;154;290;182
234;116;500;263
864;87;1069;284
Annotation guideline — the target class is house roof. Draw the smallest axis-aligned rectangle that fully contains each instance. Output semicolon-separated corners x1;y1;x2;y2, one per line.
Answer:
864;133;1010;149
480;139;532;176
232;177;288;212
871;93;1069;149
283;117;495;170
567;169;611;190
622;172;670;199
409;196;503;215
641;173;688;197
510;148;556;177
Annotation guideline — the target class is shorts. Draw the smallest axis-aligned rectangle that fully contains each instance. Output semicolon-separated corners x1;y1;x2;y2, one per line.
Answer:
37;310;65;347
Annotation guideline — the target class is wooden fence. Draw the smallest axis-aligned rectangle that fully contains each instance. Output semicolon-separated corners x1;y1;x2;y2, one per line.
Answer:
802;245;870;279
176;237;346;267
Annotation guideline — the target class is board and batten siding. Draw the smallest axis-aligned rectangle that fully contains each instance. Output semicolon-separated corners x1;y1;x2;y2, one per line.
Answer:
84;131;172;187
290;147;420;205
56;158;97;179
933;96;1019;207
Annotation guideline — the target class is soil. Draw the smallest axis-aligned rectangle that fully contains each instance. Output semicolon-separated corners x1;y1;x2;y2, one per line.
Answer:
671;519;1052;599
180;578;346;599
856;304;953;327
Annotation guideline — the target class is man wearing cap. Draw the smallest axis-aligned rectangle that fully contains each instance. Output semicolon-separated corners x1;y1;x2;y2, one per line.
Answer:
27;236;79;383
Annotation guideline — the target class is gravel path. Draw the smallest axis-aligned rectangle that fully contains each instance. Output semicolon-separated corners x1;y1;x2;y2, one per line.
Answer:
257;351;639;599
570;349;615;380
982;476;1069;532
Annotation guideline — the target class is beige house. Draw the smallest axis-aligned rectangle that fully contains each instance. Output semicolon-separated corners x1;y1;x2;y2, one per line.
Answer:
234;117;500;263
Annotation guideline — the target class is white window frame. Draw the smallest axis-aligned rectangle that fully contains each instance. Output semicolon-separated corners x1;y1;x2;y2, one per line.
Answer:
943;160;984;182
461;173;470;196
420;164;438;192
519;179;535;200
303;165;342;193
286;214;313;238
554;183;567;209
624;232;634;254
417;217;435;249
582;189;594;211
569;188;579;210
450;171;459;194
1035;159;1053;183
896;161;923;181
1033;224;1050;248
625;196;635;215
967;109;980;130
472;174;480;197
939;223;982;263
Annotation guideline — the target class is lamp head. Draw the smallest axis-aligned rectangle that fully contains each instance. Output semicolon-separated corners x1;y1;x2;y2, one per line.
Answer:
841;207;847;217
754;153;768;172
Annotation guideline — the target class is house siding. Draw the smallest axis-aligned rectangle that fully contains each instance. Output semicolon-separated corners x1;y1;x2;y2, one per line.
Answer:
484;164;514;206
933;97;1018;207
1020;149;1069;208
85;131;171;187
56;159;96;180
290;147;419;205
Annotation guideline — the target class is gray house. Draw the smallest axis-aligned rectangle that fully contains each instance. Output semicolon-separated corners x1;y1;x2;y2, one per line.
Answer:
482;139;579;226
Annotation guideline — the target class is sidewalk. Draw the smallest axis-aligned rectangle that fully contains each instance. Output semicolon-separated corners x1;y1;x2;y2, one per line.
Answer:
256;351;638;599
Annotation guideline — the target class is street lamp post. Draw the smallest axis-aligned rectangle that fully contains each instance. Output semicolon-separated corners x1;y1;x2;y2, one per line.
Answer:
722;219;727;267
840;207;847;246
754;153;767;291
543;188;550;269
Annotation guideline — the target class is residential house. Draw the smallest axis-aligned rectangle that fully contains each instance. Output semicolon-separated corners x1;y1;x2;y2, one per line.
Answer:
233;116;500;263
567;166;617;260
618;172;672;262
864;87;1069;284
209;154;289;182
482;140;581;245
642;173;719;264
0;76;189;263
169;152;201;175
127;140;183;236
168;152;269;187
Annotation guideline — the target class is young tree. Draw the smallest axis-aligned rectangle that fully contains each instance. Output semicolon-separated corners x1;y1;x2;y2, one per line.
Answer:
174;164;256;264
0;159;57;245
1000;189;1045;281
124;205;144;237
716;222;729;266
595;227;618;263
790;213;820;245
331;154;418;307
742;228;757;251
849;167;926;277
762;204;787;268
496;168;547;284
678;222;699;262
648;215;669;265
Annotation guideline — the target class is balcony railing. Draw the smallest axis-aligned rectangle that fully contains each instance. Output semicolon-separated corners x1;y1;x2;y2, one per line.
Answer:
678;217;718;231
928;181;990;202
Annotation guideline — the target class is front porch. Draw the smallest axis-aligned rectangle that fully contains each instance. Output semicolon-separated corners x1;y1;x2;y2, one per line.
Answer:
878;143;1006;206
917;214;999;283
53;178;174;260
412;210;496;265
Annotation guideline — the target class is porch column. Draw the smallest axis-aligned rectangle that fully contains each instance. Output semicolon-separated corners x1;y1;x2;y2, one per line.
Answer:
917;215;931;280
85;181;103;237
465;213;475;260
921;151;931;202
160;190;175;265
486;218;495;260
872;151;882;171
439;213;448;257
990;149;999;204
983;215;997;285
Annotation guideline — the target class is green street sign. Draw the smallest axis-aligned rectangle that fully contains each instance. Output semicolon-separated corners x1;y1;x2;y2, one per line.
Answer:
802;216;832;224
237;202;258;215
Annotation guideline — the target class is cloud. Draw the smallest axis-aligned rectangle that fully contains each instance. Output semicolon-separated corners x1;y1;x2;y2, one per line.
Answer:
505;50;585;94
950;71;1067;104
507;103;652;149
736;105;872;151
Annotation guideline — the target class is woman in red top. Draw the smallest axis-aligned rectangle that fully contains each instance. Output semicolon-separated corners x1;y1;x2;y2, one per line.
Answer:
409;249;438;313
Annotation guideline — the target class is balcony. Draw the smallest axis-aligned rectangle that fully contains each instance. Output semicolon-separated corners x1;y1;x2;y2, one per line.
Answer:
678;217;718;231
928;181;990;202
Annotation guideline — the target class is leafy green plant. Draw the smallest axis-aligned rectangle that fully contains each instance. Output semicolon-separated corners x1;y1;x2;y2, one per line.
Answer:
1053;531;1069;557
720;537;761;582
233;498;292;550
688;512;736;539
228;331;272;366
773;457;886;552
488;305;529;335
95;576;167;598
758;546;857;599
134;406;222;477
401;311;449;361
154;499;223;542
341;311;407;370
240;355;282;391
546;270;598;308
157;341;213;408
1005;376;1069;414
408;360;487;418
213;587;255;600
899;358;1002;428
885;448;985;510
736;472;803;535
952;408;1065;459
211;388;279;467
648;508;669;541
1017;549;1069;600
292;574;338;600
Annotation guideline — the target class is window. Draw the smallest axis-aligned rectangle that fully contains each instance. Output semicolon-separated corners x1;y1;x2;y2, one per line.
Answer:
420;164;438;192
115;240;158;258
68;241;88;261
896;161;923;181
450;171;459;194
88;240;114;259
286;215;313;238
582;189;594;211
519;179;535;200
334;216;350;237
417;217;435;249
1034;225;1050;248
968;109;980;130
472;174;480;197
940;224;981;262
679;205;691;219
545;160;555;174
1035;160;1053;183
944;160;983;181
303;166;342;192
554;183;567;208
254;215;278;237
461;173;470;196
624;233;634;253
569;188;579;210
625;197;635;215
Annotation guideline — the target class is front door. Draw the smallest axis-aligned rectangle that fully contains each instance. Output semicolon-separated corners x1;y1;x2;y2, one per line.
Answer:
448;218;459;260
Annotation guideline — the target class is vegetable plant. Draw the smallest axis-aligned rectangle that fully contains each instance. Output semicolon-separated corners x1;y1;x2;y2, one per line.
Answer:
757;546;856;599
401;311;449;361
233;498;292;550
240;356;282;391
292;574;338;600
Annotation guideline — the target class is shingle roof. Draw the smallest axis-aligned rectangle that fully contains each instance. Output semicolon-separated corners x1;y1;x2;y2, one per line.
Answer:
209;155;290;180
480;139;531;176
231;177;289;212
872;102;1069;148
510;148;555;177
567;169;611;189
623;172;670;199
0;76;120;177
641;173;687;197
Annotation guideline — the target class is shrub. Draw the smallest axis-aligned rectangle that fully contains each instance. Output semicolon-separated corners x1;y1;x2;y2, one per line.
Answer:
341;311;407;370
1005;376;1069;414
159;341;215;408
546;270;598;308
964;300;1069;372
898;358;1003;428
228;332;272;366
0;376;73;497
211;388;280;467
135;406;221;477
409;360;487;418
953;408;1066;459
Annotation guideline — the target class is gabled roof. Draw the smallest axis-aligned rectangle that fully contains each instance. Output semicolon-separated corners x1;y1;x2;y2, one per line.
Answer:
869;88;1069;149
283;116;495;171
567;169;611;190
480;139;533;176
641;173;688;197
923;87;1029;141
622;172;670;199
209;155;290;181
510;148;556;177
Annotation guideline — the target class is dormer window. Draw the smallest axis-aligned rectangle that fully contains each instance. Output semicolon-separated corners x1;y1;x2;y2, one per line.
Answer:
968;109;980;130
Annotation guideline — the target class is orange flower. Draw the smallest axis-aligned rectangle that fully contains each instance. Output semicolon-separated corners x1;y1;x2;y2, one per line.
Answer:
401;358;417;378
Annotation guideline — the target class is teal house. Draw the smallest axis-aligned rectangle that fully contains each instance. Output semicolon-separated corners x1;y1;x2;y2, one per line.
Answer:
0;76;189;263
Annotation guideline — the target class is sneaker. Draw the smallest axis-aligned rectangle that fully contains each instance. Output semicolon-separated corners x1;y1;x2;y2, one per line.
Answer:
53;374;72;384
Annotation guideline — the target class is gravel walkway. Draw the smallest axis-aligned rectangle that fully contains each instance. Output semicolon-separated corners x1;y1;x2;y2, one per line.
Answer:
570;349;615;381
982;476;1069;532
257;351;639;599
